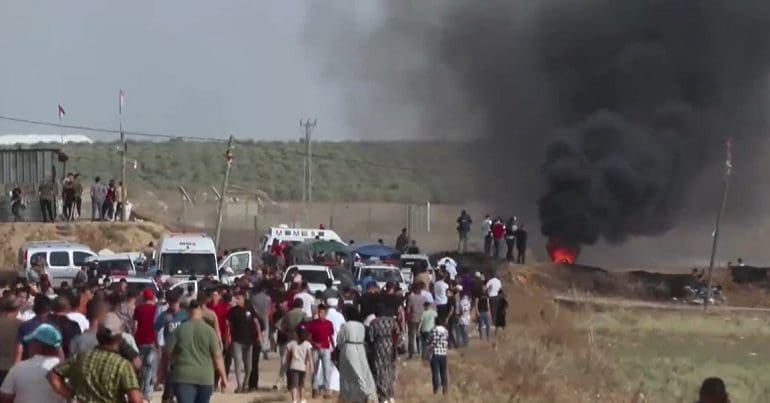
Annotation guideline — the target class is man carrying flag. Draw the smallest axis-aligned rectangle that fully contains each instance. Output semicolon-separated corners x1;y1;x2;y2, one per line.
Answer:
57;105;65;120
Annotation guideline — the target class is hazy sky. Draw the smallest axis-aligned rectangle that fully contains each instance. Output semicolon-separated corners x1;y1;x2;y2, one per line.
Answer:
0;1;379;141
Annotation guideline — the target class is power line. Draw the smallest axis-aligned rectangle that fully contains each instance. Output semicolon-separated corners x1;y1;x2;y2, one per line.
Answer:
0;113;463;173
0;114;227;142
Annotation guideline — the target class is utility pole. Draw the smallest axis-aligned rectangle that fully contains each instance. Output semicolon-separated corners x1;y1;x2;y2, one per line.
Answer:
704;138;733;311
120;130;127;221
214;135;235;251
300;118;317;204
118;90;127;221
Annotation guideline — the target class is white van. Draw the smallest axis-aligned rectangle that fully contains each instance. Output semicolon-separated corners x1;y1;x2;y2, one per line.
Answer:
260;226;344;252
85;254;137;277
157;233;252;281
17;241;96;284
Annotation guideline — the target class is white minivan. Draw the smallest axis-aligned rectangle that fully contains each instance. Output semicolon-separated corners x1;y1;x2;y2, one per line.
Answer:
17;241;96;283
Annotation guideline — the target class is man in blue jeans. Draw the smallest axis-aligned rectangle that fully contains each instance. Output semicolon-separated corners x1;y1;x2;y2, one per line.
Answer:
427;317;450;395
133;289;159;400
161;300;226;403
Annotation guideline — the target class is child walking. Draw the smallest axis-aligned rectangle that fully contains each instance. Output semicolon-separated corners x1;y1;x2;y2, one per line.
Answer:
428;317;450;395
285;327;314;403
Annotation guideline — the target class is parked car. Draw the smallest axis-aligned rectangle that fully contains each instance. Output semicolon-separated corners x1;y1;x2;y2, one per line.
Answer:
17;241;96;285
85;254;138;277
282;265;339;293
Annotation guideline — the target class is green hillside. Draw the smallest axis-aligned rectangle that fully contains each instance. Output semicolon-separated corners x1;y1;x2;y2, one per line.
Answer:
57;140;475;202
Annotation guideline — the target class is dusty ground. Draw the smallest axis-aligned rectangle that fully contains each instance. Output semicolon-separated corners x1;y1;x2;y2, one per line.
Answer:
0;221;166;271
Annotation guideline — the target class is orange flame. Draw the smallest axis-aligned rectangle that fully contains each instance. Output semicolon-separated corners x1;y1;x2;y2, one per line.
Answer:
546;238;579;264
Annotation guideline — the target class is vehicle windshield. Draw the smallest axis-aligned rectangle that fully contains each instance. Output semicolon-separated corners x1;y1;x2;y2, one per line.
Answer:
400;258;429;274
160;253;217;276
285;269;331;284
99;259;134;275
361;268;403;283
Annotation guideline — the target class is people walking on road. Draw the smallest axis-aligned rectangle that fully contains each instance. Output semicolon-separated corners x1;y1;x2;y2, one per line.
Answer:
273;299;306;390
427;317;450;395
306;304;334;398
491;218;505;260
285;326;313;403
49;313;143;403
514;225;528;264
419;302;437;361
161;300;227;403
336;306;377;403
406;284;426;359
368;303;400;403
505;217;517;261
481;214;492;257
133;289;158;400
475;292;492;342
495;290;508;338
228;291;261;393
456;210;472;253
1;324;63;403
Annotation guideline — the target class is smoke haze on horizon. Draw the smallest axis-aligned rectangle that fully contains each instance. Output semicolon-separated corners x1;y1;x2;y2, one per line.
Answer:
307;0;770;261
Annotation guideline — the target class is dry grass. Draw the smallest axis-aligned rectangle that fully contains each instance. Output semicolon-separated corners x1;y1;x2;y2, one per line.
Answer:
398;285;632;402
399;268;770;403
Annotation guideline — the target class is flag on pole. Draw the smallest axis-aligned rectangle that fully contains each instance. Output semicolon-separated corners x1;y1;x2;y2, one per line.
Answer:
119;89;125;115
58;104;66;119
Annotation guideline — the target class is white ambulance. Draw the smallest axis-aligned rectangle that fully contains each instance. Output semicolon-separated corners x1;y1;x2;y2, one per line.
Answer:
157;233;252;282
259;225;344;251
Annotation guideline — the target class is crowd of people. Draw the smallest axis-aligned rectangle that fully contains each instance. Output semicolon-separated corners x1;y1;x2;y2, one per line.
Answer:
0;253;515;403
8;174;126;222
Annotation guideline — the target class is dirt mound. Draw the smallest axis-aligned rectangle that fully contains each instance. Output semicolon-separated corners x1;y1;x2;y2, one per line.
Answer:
503;263;770;307
429;251;499;274
0;222;166;271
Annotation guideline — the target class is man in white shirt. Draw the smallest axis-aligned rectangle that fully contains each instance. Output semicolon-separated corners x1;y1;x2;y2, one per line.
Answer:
0;324;64;403
293;281;315;318
433;274;450;323
484;273;503;323
437;257;458;281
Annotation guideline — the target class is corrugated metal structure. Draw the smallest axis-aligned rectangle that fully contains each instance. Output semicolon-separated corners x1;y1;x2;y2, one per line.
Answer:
0;149;60;222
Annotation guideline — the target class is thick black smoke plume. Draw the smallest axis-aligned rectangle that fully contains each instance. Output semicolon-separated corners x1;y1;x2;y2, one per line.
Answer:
307;1;770;251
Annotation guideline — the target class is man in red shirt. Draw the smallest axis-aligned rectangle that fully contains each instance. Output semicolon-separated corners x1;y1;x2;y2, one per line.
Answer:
133;288;158;400
491;218;506;260
208;288;232;382
305;304;334;398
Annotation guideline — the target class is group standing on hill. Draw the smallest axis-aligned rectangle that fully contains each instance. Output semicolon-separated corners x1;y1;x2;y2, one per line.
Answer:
9;174;128;223
456;211;528;263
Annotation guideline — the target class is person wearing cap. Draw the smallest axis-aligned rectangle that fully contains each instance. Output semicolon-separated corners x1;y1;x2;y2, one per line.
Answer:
155;290;187;403
49;314;143;403
0;296;21;385
134;288;159;400
15;295;57;363
160;300;226;403
69;300;141;369
1;324;64;403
